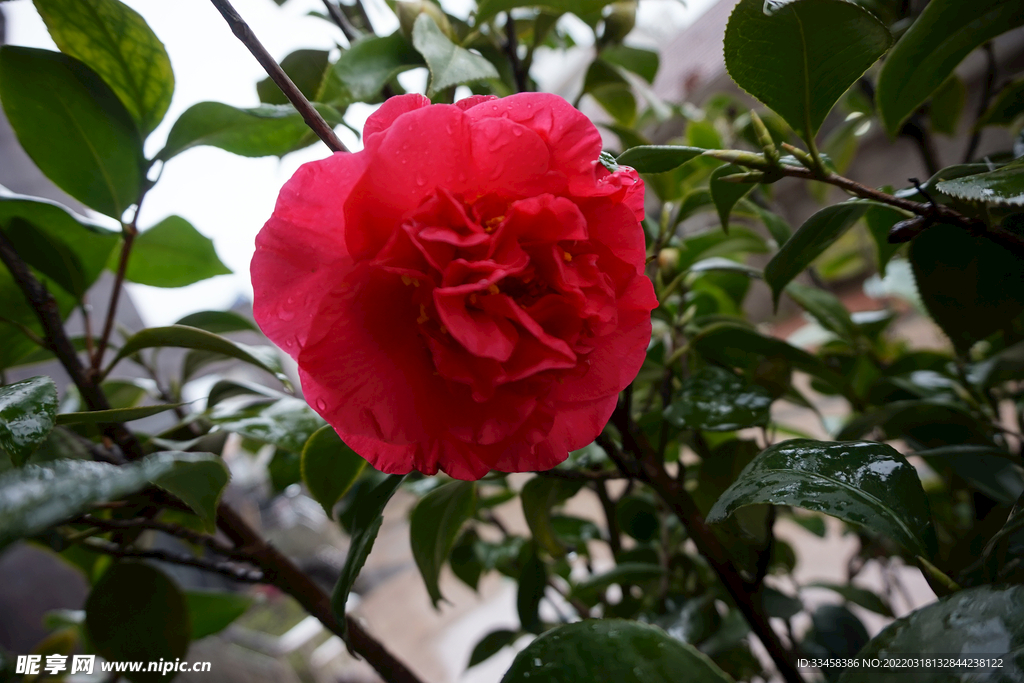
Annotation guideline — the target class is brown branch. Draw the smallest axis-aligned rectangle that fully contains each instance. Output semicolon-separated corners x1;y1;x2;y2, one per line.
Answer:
605;406;805;683
535;468;626;482
594;480;623;557
503;13;528;94
93;219;138;374
209;0;347;153
81;537;265;583
72;514;251;561
321;0;361;42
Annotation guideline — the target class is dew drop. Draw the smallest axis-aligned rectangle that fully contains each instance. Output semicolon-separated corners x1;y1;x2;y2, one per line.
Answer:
415;174;426;186
315;398;327;411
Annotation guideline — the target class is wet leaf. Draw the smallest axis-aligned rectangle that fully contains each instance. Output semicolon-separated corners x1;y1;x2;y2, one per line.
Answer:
934;158;1024;206
616;145;705;174
151;455;229;532
664;366;771;432
707;439;935;556
469;629;520;668
125;216;231;287
0;376;58;467
212;397;323;454
410;480;476;607
710;164;754;233
520;476;583;558
301;425;366;518
412;14;498;96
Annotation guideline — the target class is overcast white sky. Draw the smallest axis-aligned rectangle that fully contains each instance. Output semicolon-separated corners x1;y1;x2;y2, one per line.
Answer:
5;0;705;326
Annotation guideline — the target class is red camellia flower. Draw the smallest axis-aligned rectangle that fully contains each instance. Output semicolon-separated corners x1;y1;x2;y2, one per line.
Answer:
251;93;657;480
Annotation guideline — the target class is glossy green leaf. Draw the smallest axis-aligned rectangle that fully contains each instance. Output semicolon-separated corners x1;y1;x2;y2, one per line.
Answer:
151;454;229;532
125;216;231;287
764;202;870;308
0;376;57;467
723;0;890;144
837;400;995;449
109;325;290;387
301;425;366;518
501;619;734;683
784;282;858;341
707;439;935;556
710;164;754;233
476;0;617;24
616;145;704;174
0;451;218;548
450;528;484;589
743;200;792;246
516;541;546;633
665;366;771;432
837;586;1024;683
410;480;476;607
56;404;182;425
324;32;424;103
934;158;1024;206
33;0;174;134
0;46;144;218
915;444;1022;505
412;15;499;97
520;476;583;559
805;582;893;617
974;339;1024;388
173;310;258;335
205;378;285;411
159;102;344;160
469;629;520;668
572;563;665;600
686;257;762;278
876;0;1024;136
86;563;190;683
929;75;965;136
185;590;252;640
257;49;329;105
977;77;1024;128
909;223;1024;352
864;204;905;276
331;473;406;642
212;397;323;454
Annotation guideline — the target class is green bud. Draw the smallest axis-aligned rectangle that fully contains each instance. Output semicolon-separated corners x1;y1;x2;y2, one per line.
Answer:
657;248;680;273
749;111;779;163
780;142;817;170
701;149;770;169
600;1;637;46
398;1;453;41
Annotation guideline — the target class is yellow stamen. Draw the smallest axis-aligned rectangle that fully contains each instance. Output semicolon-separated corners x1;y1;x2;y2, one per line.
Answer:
469;293;478;304
487;283;500;295
416;304;429;324
562;251;573;262
484;215;505;233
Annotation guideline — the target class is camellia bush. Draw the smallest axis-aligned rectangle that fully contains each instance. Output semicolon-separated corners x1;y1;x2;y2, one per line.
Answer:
1;0;1024;680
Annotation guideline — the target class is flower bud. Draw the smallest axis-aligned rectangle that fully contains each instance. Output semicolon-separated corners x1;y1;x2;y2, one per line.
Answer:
657;248;680;273
398;1;453;41
600;1;637;46
749;110;780;164
702;149;770;169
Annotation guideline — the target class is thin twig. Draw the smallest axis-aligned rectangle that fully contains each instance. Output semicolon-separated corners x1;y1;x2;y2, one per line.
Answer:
503;13;528;93
71;515;251;561
209;0;347;153
82;537;265;583
606;405;805;683
93;214;139;375
594;480;622;557
963;42;997;164
535;468;626;482
321;0;361;42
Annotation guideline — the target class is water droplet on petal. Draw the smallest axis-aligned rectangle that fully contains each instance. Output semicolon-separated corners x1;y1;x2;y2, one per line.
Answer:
415;174;426;186
315;398;327;411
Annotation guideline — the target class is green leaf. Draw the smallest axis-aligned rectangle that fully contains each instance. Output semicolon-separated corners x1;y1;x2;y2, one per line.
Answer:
722;0;890;144
476;0;617;24
158;102;344;161
125;216;231;287
56;404;183;425
468;629;520;668
764;202;870;308
601;45;658;83
516;541;547;633
743;201;792;246
173;310;258;335
0;451;219;548
836;586;1024;683
664;366;771;432
33;0;174;134
0;376;58;467
805;582;893;617
616;145;704;174
301;425;367;518
152;455;229;532
692;323;843;390
330;473;405;644
109;325;290;387
934;158;1024;206
864;204;905;276
500;619;734;683
257;49;330;105
412;14;499;97
410;480;476;607
325;32;424;103
977;76;1024;128
837;400;996;449
929;75;965;136
212;397;323;454
86;563;190;683
615;494;659;542
707;439;935;556
520;476;582;558
784;282;858;341
185;590;252;640
909;222;1024;352
710;164;754;233
0;46;144;218
876;0;1024;136
572;563;665;601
